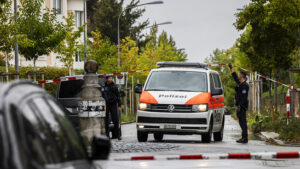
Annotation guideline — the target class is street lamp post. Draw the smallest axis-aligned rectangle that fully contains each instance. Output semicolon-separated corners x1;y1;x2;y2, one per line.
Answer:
14;0;19;75
117;1;163;68
83;0;87;64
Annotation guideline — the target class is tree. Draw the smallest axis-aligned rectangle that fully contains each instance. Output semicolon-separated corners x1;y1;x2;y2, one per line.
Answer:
205;45;250;109
235;0;300;112
17;0;66;72
55;12;84;76
235;0;300;75
0;0;32;70
87;31;118;73
89;0;149;44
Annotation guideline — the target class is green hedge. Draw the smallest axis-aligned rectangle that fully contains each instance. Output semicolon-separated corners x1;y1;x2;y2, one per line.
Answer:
247;108;300;142
0;66;84;95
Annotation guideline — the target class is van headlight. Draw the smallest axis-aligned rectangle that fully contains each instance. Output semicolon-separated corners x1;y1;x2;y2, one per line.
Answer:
193;104;208;112
139;103;148;111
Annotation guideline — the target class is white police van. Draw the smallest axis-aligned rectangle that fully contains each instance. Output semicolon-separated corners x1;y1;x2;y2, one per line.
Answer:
135;62;225;143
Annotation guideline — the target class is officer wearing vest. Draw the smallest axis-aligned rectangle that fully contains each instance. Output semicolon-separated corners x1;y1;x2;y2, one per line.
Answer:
229;64;249;143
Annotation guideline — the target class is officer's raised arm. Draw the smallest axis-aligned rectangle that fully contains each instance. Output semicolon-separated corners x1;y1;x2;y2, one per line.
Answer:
228;63;240;84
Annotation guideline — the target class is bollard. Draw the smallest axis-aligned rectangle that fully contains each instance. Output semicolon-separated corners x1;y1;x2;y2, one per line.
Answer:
79;60;106;146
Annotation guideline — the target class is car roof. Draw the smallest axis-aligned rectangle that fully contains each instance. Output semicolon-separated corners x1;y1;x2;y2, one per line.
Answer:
150;67;219;74
0;80;46;111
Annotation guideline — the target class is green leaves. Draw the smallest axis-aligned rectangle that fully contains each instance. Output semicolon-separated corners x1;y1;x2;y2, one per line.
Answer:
17;0;66;63
55;12;84;75
235;0;299;75
89;0;149;44
86;29;187;84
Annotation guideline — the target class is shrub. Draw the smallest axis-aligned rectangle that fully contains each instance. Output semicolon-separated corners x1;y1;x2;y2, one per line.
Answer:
0;66;84;95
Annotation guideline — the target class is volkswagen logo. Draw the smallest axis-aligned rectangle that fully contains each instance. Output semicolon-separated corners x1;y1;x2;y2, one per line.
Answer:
168;104;175;112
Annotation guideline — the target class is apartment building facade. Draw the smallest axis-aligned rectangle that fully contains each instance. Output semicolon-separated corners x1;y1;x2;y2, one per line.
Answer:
9;0;85;69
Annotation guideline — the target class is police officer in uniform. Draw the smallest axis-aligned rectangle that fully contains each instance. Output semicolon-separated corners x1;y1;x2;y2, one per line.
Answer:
229;64;249;143
104;75;122;140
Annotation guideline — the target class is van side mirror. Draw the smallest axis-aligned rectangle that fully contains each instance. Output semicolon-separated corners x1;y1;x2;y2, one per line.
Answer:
135;83;142;94
211;88;223;96
91;135;111;160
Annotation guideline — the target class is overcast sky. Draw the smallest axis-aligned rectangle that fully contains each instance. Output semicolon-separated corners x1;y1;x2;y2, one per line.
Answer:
125;0;250;62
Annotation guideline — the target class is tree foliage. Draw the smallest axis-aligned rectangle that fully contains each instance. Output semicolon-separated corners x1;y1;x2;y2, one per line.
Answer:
235;0;300;75
87;27;187;83
17;0;66;69
89;0;149;44
205;45;250;109
55;12;84;76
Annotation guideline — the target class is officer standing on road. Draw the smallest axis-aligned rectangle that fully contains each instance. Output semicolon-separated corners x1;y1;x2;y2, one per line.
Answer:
229;64;249;143
104;75;122;140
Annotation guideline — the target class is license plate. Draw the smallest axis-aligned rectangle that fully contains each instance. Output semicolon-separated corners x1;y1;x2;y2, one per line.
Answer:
164;124;176;129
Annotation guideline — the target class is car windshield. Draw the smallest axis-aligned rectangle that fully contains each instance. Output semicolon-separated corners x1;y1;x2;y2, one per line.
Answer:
145;71;207;92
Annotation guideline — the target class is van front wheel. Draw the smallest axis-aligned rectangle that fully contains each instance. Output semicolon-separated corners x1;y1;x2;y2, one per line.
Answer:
202;119;213;143
214;116;224;142
137;131;148;142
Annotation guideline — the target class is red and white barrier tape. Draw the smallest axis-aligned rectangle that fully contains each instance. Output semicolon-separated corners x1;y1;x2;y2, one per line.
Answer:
34;64;295;91
33;69;152;85
110;152;300;161
209;64;293;89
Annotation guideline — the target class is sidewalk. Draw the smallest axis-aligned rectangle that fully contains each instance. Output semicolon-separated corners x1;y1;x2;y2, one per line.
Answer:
259;131;300;147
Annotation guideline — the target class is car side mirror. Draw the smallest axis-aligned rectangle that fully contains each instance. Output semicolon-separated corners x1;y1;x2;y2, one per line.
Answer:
135;83;142;94
91;135;111;160
211;88;223;96
119;88;125;97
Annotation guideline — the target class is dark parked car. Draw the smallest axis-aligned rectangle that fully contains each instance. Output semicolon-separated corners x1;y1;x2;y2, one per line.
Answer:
0;80;110;169
56;76;107;130
56;76;124;137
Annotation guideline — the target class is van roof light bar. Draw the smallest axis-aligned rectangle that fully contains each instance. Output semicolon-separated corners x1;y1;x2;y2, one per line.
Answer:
157;62;209;69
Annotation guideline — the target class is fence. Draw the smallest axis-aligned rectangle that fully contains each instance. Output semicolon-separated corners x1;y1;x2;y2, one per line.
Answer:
261;91;300;118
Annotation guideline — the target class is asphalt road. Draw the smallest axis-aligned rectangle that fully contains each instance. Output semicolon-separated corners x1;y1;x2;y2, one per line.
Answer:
96;115;300;169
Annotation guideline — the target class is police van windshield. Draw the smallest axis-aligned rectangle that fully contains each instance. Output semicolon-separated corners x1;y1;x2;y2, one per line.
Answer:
145;71;207;92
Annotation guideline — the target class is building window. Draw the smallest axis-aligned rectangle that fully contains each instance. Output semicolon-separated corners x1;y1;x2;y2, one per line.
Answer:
75;11;83;27
53;0;62;14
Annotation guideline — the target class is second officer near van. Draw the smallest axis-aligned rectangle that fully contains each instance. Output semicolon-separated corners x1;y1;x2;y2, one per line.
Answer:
104;76;122;140
229;63;249;143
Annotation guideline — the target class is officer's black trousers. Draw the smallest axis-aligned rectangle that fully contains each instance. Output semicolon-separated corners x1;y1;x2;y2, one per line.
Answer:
237;108;248;139
105;102;120;138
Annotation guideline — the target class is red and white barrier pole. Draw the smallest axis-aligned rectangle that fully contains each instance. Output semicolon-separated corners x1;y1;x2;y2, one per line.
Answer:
286;89;290;125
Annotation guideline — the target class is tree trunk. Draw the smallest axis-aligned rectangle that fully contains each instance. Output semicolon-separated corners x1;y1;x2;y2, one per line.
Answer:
268;72;272;115
270;100;275;124
68;66;72;76
5;52;9;81
124;74;128;116
274;71;278;113
33;59;37;82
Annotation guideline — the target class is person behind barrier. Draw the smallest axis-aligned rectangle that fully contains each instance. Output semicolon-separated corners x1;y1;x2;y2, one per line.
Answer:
104;75;121;140
229;64;249;143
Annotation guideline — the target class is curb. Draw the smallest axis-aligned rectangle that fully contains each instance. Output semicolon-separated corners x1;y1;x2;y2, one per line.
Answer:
259;132;285;146
109;152;300;161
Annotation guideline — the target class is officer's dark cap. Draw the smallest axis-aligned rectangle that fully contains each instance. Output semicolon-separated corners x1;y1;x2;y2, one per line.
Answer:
240;71;247;78
106;75;113;79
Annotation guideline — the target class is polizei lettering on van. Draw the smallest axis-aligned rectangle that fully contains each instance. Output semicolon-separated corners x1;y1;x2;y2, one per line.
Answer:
158;94;187;99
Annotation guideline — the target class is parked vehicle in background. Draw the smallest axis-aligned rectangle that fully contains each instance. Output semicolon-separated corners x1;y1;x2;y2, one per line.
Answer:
0;80;110;169
224;106;231;115
56;75;106;130
135;62;225;143
56;75;124;138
